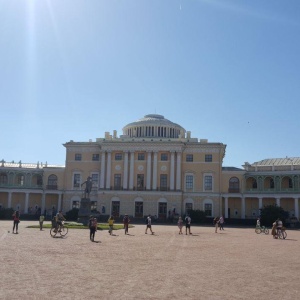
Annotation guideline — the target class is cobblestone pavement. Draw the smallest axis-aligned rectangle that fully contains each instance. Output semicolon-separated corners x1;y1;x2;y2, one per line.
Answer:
0;221;299;300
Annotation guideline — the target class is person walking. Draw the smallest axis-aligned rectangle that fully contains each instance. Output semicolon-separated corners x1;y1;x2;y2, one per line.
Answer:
12;211;20;234
123;214;130;235
39;214;45;231
108;215;114;235
213;217;220;233
89;217;98;242
219;215;225;230
185;215;192;235
178;216;183;234
145;215;154;234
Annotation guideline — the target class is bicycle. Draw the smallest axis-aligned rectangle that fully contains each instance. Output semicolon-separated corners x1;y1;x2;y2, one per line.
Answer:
255;226;269;235
50;221;68;237
276;227;287;239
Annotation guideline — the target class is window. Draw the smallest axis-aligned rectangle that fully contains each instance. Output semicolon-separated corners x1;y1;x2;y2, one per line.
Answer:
92;154;99;161
138;153;145;160
36;175;43;186
137;174;144;190
72;201;80;209
17;175;24;186
204;203;212;216
204;175;212;191
270;178;274;189
114;174;121;190
185;175;193;189
205;154;212;162
48;174;58;189
91;201;97;212
289;178;293;188
229;177;239;192
73;174;81;188
186;154;193;162
252;179;257;189
161;153;168;161
91;173;99;188
135;201;143;217
160;174;168;191
115;153;123;160
185;203;193;213
75;154;82;161
0;173;8;184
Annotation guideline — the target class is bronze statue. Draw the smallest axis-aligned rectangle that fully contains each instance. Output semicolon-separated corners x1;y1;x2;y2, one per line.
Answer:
81;176;93;198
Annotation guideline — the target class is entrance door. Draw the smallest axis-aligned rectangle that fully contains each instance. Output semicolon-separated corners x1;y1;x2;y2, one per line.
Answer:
112;201;120;217
158;202;167;220
135;201;143;218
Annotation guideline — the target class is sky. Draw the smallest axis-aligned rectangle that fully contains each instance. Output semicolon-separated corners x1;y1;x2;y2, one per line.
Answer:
0;0;299;168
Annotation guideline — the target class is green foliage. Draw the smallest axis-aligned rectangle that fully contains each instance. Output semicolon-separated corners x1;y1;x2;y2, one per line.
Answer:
65;208;79;221
187;209;207;223
260;204;289;226
0;208;14;220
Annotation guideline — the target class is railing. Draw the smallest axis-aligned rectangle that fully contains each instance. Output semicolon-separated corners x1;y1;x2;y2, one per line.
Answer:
46;185;58;190
228;188;240;193
0;183;43;189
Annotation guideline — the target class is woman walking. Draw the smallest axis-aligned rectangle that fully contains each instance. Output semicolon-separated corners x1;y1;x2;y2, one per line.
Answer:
12;210;20;234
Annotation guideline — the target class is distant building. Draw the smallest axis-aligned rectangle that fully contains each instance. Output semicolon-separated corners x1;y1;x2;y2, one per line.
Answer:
0;114;299;220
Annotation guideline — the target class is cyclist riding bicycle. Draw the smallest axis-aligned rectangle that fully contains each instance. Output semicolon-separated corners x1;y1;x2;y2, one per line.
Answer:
55;211;66;232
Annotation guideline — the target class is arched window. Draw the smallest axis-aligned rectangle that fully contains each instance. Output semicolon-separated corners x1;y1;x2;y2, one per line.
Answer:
47;174;58;190
229;177;239;193
0;173;8;185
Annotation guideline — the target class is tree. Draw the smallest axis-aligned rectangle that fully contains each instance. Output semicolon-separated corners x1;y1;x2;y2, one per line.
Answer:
259;204;289;227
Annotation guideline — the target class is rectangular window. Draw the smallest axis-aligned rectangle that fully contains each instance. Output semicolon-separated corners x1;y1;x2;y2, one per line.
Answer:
161;153;168;161
137;153;145;161
135;201;143;217
91;201;97;212
137;174;144;190
92;154;99;161
204;204;212;216
114;174;121;190
73;174;81;188
186;175;193;189
204;175;212;191
91;173;99;188
72;201;80;209
186;154;193;162
160;174;168;191
75;153;82;161
205;154;212;162
115;153;123;160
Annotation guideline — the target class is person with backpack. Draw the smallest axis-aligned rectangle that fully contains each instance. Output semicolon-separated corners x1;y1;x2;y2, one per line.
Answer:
123;214;130;235
185;215;192;235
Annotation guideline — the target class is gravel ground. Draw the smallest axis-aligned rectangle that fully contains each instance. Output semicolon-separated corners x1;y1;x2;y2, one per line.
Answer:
0;221;299;300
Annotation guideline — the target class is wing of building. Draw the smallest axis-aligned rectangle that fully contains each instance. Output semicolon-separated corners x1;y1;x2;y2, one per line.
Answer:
0;114;299;221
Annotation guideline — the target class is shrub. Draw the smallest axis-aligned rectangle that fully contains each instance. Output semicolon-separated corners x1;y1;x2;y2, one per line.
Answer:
65;208;79;221
0;208;14;220
259;204;289;227
186;209;207;224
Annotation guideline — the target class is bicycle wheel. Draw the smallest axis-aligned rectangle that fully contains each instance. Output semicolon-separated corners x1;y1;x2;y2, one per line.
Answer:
278;230;283;239
282;230;287;239
60;226;68;237
50;228;58;237
264;229;269;235
255;228;261;234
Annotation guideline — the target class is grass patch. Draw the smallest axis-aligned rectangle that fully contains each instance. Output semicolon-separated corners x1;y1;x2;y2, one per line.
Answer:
27;222;133;231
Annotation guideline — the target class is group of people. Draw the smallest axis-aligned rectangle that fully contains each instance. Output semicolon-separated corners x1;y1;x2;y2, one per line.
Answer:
177;215;192;235
213;216;225;233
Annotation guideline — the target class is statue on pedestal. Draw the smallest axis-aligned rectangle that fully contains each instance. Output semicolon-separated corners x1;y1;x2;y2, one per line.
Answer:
81;176;93;199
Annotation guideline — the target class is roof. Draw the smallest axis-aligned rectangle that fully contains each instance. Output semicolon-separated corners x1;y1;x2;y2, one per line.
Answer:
250;157;300;166
222;167;244;171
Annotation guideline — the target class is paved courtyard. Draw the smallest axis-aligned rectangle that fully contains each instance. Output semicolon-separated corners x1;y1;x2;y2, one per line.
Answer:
0;220;299;300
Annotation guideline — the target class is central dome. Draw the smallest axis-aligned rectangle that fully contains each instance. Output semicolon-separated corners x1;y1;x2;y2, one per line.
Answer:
123;114;186;138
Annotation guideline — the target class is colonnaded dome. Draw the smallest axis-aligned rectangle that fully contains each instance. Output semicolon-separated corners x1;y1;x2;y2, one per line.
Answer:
122;114;186;138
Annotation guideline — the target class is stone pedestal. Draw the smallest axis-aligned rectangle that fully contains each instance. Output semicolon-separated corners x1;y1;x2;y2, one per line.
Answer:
77;198;91;226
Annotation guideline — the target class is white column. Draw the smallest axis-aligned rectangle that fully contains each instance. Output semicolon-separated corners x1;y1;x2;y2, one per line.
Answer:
276;197;280;207
123;151;129;190
8;192;12;208
258;198;263;209
129;151;134;190
152;151;158;190
41;193;46;212
170;151;175;190
176;152;182;190
24;193;29;213
224;197;228;218
58;194;62;211
100;152;106;189
146;151;152;190
241;197;245;219
294;198;299;219
105;151;111;189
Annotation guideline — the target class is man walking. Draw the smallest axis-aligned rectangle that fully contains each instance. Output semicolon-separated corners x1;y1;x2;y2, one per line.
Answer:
145;215;154;234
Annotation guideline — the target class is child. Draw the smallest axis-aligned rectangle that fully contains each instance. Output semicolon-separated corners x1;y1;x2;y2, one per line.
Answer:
178;216;183;234
108;215;114;235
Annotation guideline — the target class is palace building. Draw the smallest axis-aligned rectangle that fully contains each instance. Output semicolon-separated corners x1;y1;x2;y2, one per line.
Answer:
0;114;299;221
